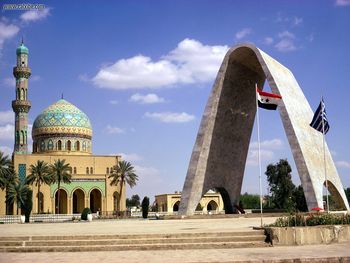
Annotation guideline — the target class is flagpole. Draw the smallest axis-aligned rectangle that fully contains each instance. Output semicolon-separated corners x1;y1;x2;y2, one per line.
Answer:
255;83;263;227
321;97;329;213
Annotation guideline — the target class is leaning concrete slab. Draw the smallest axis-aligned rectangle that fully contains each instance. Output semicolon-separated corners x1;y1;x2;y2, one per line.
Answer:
179;44;349;215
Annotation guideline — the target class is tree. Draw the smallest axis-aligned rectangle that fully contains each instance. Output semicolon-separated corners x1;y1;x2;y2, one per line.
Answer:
239;192;260;209
265;159;295;209
292;185;308;212
109;160;138;213
141;196;150;218
126;194;141;207
0;151;18;214
6;181;29;215
0;151;12;190
26;160;51;213
49;159;72;214
22;189;33;222
345;188;350;203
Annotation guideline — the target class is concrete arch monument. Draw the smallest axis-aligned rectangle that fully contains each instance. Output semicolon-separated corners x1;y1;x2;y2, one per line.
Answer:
179;44;349;215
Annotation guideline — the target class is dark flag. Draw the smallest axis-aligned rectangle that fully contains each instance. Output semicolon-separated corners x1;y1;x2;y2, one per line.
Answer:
256;88;282;110
310;98;330;134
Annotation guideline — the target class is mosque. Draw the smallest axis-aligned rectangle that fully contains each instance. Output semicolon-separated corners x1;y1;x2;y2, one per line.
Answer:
0;41;124;215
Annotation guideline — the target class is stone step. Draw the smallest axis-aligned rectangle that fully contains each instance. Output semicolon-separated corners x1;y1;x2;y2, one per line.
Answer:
0;241;270;252
0;235;265;247
0;230;265;241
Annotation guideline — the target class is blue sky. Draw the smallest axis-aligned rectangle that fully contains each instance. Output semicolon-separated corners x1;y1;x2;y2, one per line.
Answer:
1;0;350;201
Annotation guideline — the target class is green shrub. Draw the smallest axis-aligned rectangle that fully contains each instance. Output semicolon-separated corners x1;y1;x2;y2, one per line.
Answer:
81;207;91;220
141;197;150;219
22;189;33;223
269;213;350;227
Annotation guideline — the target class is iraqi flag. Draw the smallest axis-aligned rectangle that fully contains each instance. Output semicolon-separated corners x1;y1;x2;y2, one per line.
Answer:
257;88;282;110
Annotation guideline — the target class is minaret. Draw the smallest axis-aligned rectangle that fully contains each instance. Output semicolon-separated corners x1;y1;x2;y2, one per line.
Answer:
12;39;31;154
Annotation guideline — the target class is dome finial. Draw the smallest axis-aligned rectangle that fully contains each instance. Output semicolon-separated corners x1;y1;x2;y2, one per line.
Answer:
21;36;24;45
61;93;64;99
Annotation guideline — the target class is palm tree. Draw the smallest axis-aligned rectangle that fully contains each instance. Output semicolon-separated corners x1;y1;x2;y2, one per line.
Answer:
0;151;17;214
0;151;12;190
109;160;138;213
6;180;29;215
49;159;72;214
26;160;51;213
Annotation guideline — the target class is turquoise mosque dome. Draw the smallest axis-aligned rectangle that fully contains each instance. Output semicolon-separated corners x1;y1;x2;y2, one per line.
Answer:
16;43;29;55
32;99;92;154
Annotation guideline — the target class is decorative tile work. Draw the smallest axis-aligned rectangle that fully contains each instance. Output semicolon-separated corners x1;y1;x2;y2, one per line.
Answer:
32;99;92;136
50;180;106;197
18;164;26;183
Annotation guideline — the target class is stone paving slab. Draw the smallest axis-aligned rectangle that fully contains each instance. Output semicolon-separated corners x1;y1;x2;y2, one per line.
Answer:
0;217;277;237
1;242;350;263
1;217;349;262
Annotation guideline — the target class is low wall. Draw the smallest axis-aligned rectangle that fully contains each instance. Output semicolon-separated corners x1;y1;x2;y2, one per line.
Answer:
265;225;350;246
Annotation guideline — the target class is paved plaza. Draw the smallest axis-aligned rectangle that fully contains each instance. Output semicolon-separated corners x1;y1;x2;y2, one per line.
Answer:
0;217;350;262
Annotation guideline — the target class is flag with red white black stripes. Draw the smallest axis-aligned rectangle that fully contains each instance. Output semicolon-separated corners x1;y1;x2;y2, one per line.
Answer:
256;88;282;110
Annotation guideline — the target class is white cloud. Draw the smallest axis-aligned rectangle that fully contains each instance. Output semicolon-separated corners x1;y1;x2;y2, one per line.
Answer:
278;31;295;39
130;93;165;104
0;111;13;124
250;139;283;150
118;153;143;162
0;21;19;50
78;74;90;82
0;146;12;156
235;28;252;40
20;8;50;22
246;149;274;166
335;0;350;6
145;112;195;123
263;37;274;45
92;38;229;90
335;161;350;169
2;77;15;87
275;39;296;52
275;31;297;52
0;124;14;140
247;138;283;166
293;17;303;26
105;125;125;134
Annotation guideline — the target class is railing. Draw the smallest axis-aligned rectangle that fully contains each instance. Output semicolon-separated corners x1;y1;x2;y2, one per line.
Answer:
0;215;21;224
0;210;227;224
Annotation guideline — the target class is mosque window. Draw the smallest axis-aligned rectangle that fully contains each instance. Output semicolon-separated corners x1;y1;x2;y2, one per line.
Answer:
74;167;77;174
48;140;54;150
40;140;45;151
67;140;71;151
16;131;20;144
106;167;109;174
86;167;89;174
90;167;93;174
57;140;62;151
82;141;86;151
21;88;24;100
33;142;37;153
21;130;25;145
75;141;80;151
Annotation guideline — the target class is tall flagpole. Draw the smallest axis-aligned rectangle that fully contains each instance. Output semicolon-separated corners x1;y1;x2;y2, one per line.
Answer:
321;97;329;213
255;83;263;227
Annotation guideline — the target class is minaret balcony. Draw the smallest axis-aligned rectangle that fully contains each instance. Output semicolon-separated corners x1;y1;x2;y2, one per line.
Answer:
12;100;31;112
13;66;31;78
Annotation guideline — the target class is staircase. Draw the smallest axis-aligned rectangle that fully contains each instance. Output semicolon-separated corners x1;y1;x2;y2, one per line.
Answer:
0;230;269;252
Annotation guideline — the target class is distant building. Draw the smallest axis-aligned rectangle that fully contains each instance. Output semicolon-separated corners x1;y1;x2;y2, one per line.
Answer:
155;191;224;213
0;41;124;215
